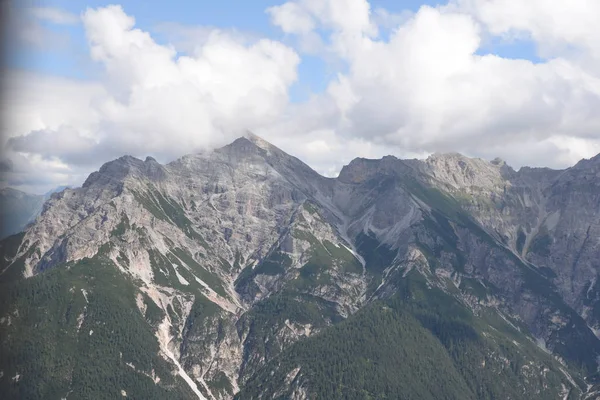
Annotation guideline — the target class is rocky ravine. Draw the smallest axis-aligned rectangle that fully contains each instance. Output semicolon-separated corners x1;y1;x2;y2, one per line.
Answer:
1;133;600;399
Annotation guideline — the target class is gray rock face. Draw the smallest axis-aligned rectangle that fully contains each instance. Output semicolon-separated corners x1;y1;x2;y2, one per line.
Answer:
421;152;600;336
3;134;600;399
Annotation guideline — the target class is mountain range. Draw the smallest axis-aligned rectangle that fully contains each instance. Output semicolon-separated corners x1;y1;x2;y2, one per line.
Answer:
1;133;599;399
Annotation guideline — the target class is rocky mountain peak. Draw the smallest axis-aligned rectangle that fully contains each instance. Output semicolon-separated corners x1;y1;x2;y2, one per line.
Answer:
337;156;413;184
213;136;268;166
82;154;166;188
572;152;600;172
423;152;507;191
245;131;276;153
337;158;379;184
4;136;600;399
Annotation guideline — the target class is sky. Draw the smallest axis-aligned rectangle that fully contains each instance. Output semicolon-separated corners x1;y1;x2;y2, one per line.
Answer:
2;0;600;194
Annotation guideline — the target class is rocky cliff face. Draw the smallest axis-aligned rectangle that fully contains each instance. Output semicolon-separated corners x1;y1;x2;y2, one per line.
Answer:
1;134;599;399
421;152;600;340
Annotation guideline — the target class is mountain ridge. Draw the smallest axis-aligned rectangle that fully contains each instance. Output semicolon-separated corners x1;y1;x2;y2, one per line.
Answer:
1;135;600;399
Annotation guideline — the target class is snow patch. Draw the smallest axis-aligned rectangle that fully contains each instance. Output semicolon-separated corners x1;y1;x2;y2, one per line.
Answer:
172;264;189;285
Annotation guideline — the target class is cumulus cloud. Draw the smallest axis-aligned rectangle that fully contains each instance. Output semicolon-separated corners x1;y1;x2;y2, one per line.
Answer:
2;71;104;139
4;1;600;193
83;5;298;147
263;0;600;170
153;22;262;55
267;2;315;35
453;0;600;59
3;5;300;192
8;127;98;166
371;8;413;32
0;151;84;194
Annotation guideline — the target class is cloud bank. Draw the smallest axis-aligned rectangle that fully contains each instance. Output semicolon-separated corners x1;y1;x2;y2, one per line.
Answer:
3;1;600;193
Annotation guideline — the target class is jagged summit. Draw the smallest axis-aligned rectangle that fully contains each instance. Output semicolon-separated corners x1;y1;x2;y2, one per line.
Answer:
244;131;276;152
79;135;600;194
82;154;167;188
426;151;468;160
336;155;416;184
572;152;600;170
3;133;600;399
214;132;280;160
215;136;268;164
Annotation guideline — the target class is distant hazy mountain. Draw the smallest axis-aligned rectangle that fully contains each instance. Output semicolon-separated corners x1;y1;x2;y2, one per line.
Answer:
0;188;44;239
44;185;70;198
0;186;70;240
1;134;599;399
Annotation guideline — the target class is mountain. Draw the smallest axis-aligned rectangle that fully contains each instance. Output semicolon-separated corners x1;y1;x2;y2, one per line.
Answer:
1;134;599;399
0;188;44;240
0;186;70;240
44;185;70;198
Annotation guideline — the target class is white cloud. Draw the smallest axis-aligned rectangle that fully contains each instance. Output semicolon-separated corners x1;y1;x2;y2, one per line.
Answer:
153;22;262;55
267;2;315;35
371;8;414;32
452;0;600;60
4;1;600;193
8;127;98;166
3;5;300;192
263;0;600;169
0;152;85;194
2;71;104;139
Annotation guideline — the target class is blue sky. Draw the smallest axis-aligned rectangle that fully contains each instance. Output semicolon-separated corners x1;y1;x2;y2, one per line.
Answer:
12;0;541;102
